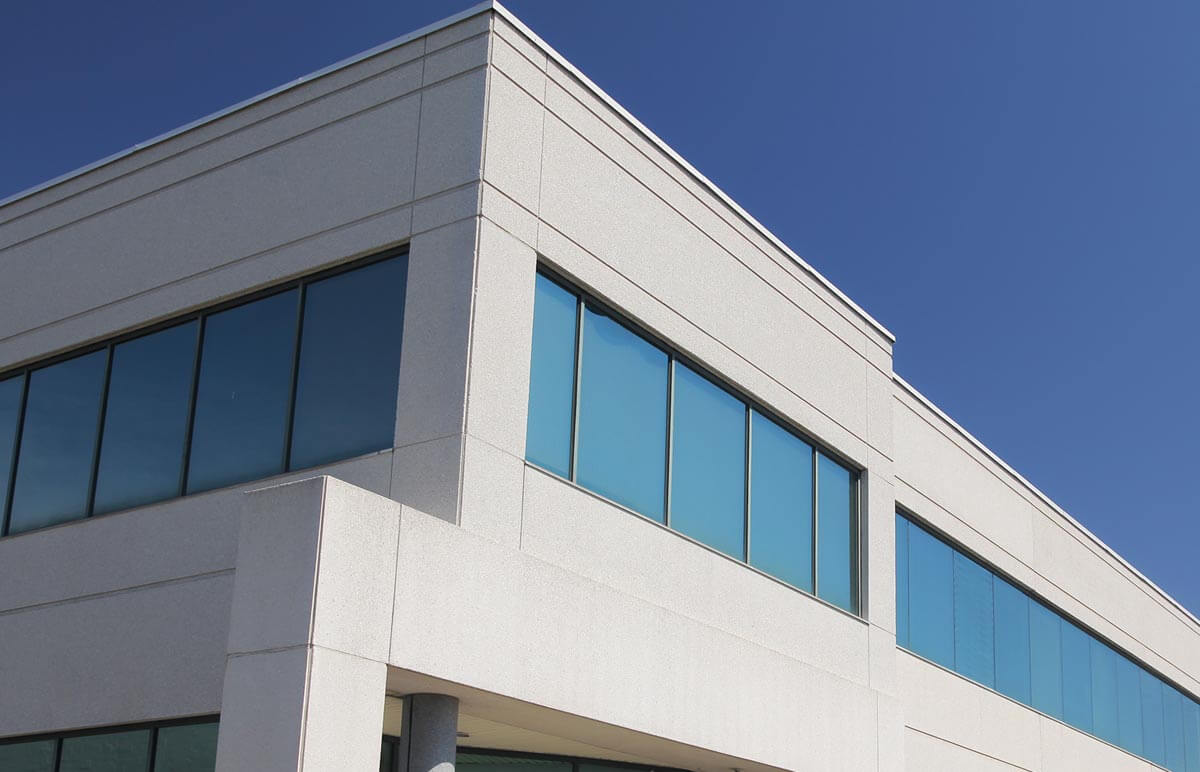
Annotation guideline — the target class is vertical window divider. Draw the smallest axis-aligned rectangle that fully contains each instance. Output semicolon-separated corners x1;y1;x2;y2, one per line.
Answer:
52;736;63;772
144;726;158;772
84;345;115;518
1;372;29;537
743;405;751;564
663;357;675;527
568;294;584;482
851;470;861;615
178;316;206;497
811;448;819;597
282;284;308;473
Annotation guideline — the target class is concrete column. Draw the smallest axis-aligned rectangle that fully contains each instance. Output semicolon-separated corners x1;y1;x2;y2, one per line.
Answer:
400;694;459;772
215;476;400;771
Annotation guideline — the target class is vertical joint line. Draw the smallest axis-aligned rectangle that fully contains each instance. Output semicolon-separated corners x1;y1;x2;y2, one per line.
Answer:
179;316;206;496
568;293;584;482
1;371;30;537
743;405;751;564
811;448;820;597
663;357;675;527
282;284;308;473
85;345;115;517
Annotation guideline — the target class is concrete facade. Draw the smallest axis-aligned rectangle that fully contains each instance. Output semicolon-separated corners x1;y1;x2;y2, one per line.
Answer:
0;3;1195;771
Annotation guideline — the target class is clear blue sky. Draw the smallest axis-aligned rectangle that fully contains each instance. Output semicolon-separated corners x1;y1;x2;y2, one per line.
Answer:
4;1;1197;614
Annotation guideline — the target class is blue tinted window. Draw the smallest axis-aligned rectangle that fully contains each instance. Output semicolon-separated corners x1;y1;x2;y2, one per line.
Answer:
0;739;55;772
669;364;746;559
1030;601;1064;719
525;274;578;478
749;413;813;591
1183;698;1200;772
186;290;298;493
1143;672;1167;766
953;551;995;688
60;730;150;772
1061;621;1093;733
575;305;668;520
290;256;408;470
0;375;23;530
993;577;1031;704
816;453;856;613
8;350;108;534
1117;654;1145;755
1090;638;1120;745
1164;686;1187;772
895;514;909;648
154;722;220;772
92;322;197;514
908;523;954;667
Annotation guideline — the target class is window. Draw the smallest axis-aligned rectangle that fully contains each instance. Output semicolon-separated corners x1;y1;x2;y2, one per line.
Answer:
0;720;217;772
669;363;746;560
993;577;1031;704
7;351;108;534
750;413;814;592
524;269;861;614
93;322;197;514
0;250;409;537
525;273;578;478
379;746;687;772
896;511;1200;771
289;257;407;469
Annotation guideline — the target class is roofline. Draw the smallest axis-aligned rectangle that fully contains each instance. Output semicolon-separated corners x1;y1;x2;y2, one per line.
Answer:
0;1;895;344
893;373;1200;629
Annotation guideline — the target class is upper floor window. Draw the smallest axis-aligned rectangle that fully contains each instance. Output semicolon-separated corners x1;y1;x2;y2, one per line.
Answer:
0;249;408;537
896;512;1200;771
525;269;861;614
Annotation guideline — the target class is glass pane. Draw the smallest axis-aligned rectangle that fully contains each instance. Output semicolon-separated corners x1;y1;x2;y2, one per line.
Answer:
60;729;150;772
749;413;813;590
93;322;197;514
1030;600;1064;719
1090;638;1120;745
669;363;746;559
895;514;909;648
0;375;23;532
8;350;107;533
1117;654;1144;755
993;577;1031;704
575;305;668;520
1183;698;1200;772
907;523;954;668
953;551;995;688
1143;671;1167;766
154;722;219;772
0;739;56;772
379;739;395;772
816;453;856;613
525;273;577;478
289;256;408;470
186;290;298;493
457;752;571;772
1061;621;1093;733
1164;686;1187;772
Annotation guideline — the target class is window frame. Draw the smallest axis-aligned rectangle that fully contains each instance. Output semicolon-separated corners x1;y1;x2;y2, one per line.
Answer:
0;715;219;772
530;263;865;617
0;246;408;538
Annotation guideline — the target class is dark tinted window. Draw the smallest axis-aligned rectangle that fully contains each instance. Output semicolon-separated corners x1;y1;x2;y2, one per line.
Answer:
575;305;668;521
186;290;298;493
524;273;578;478
0;739;55;772
669;364;746;559
59;730;150;772
153;723;219;772
289;256;408;469
93;322;197;514
0;375;23;529
8;351;107;534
